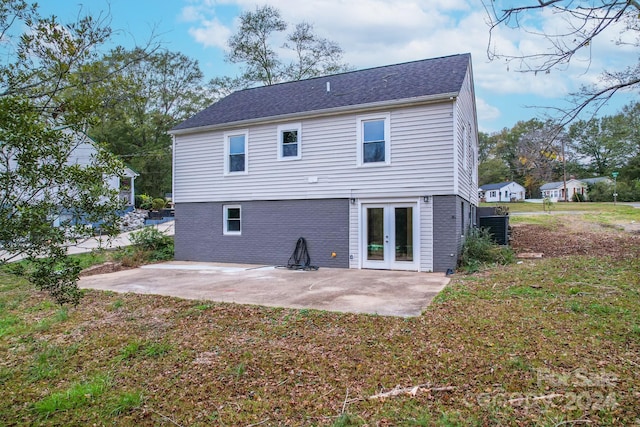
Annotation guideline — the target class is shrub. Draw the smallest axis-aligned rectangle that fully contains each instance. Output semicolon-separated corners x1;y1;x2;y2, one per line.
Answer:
151;198;166;211
572;192;585;202
459;227;515;273
129;227;173;261
135;194;153;210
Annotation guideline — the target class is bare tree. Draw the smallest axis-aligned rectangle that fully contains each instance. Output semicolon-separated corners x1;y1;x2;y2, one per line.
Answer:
227;4;349;86
483;1;640;125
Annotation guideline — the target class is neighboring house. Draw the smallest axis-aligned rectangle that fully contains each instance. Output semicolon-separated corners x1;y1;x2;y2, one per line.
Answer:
53;132;138;226
65;133;138;206
169;53;479;273
540;179;588;201
119;166;139;206
479;182;526;202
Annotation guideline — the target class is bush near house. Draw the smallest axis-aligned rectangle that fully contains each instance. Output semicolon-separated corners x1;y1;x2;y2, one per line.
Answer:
458;227;515;273
151;198;166;211
134;194;153;210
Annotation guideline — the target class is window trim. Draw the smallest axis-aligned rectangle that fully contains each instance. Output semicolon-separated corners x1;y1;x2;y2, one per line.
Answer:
224;130;248;175
356;113;391;166
277;123;302;161
223;205;242;235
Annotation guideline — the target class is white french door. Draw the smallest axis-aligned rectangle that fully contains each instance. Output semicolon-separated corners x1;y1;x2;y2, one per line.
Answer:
361;203;418;270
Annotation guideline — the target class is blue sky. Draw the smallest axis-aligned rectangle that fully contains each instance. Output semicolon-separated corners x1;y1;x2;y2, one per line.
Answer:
37;0;637;133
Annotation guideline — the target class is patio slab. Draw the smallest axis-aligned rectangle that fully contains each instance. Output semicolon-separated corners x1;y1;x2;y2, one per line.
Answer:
79;261;450;317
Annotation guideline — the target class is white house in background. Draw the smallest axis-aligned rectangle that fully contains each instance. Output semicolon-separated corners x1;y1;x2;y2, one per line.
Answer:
540;179;588;201
67;133;138;206
479;182;526;202
170;53;479;273
51;132;138;227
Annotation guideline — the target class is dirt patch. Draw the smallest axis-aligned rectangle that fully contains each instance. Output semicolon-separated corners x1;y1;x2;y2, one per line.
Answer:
79;262;132;277
510;219;640;260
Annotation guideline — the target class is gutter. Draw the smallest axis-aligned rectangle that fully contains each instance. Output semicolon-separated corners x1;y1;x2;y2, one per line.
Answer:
168;92;459;136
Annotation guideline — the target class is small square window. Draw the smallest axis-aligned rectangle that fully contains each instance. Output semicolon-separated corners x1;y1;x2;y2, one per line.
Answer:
277;123;302;160
223;205;241;235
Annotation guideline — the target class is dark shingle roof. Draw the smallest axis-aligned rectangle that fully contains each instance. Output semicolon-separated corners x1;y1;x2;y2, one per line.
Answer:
479;182;520;191
171;53;471;132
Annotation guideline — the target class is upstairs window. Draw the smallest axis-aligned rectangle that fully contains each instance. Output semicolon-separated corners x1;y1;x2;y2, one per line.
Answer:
277;123;302;160
223;205;241;235
225;131;248;174
357;113;390;166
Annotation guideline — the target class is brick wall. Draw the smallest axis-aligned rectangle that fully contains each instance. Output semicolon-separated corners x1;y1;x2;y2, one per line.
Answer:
432;195;472;272
174;199;349;268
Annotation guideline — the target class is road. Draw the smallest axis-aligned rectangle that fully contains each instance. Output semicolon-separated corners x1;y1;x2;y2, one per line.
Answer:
1;221;175;262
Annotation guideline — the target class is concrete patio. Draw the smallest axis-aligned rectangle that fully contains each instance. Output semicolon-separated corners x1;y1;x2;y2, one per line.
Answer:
79;261;450;317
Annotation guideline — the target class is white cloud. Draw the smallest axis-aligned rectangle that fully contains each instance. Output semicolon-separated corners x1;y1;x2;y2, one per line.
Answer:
188;17;232;49
179;6;203;22
476;97;500;122
180;0;638;122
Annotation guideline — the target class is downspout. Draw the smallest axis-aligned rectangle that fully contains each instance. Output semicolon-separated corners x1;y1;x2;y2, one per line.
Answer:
171;134;176;205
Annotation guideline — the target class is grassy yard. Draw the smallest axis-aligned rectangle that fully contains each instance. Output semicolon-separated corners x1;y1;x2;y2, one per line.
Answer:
0;212;639;425
482;202;640;229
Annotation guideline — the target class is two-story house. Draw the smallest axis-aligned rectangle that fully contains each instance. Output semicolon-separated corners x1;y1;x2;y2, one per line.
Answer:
169;53;479;273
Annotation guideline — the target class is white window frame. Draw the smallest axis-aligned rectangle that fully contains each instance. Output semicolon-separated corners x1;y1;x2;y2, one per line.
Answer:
224;130;248;175
356;113;391;166
277;123;302;161
223;205;242;235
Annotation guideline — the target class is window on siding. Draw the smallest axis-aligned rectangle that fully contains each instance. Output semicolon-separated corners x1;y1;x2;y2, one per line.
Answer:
277;123;301;160
223;205;241;235
357;113;390;165
490;191;496;198
225;131;248;174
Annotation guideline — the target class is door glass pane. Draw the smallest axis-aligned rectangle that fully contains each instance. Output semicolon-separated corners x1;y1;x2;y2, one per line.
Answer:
394;207;413;262
367;208;384;260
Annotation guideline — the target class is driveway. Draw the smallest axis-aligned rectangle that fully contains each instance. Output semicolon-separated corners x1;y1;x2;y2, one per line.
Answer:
79;261;450;317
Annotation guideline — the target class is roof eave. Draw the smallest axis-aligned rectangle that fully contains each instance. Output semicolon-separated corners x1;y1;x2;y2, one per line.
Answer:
168;91;460;136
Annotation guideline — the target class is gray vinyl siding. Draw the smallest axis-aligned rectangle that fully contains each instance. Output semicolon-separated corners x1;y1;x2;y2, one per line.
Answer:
173;102;456;204
453;67;479;206
174;199;349;268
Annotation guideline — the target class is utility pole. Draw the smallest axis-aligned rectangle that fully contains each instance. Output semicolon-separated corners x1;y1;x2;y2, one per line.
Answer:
562;138;567;202
612;172;619;205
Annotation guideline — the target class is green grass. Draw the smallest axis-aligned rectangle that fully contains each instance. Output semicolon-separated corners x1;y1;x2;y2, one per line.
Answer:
68;251;108;270
33;374;112;415
116;340;172;362
480;201;638;213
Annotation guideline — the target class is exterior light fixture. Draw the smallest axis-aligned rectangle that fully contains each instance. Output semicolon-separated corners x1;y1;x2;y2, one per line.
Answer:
423;196;430;202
